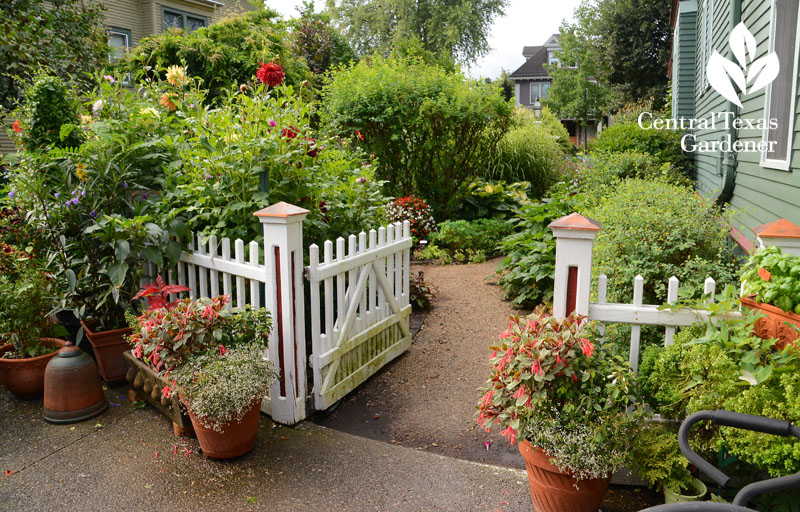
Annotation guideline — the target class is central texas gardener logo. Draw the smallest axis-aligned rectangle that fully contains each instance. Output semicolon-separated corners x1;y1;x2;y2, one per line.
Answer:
707;22;780;107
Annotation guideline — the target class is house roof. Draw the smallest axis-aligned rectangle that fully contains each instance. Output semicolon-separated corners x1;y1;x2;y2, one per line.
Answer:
509;47;550;79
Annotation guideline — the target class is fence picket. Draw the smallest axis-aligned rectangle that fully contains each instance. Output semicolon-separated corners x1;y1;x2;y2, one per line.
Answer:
704;277;716;303
394;223;402;308
377;227;386;322
198;236;209;299
309;243;322;394
249;241;260;308
402;221;410;306
629;275;644;374
234;239;246;308
221;238;232;308
358;232;367;335
187;232;197;299
664;276;679;346
597;274;607;341
208;235;219;298
386;224;395;318
324;240;334;353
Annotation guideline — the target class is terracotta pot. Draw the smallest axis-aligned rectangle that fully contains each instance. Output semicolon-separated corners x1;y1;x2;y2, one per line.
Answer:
80;320;132;384
0;338;66;399
518;440;610;512
185;398;262;459
741;295;799;350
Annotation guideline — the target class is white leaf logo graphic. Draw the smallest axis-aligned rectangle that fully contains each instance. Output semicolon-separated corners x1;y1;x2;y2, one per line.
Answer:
730;22;757;67
708;51;745;107
706;22;780;105
748;52;780;94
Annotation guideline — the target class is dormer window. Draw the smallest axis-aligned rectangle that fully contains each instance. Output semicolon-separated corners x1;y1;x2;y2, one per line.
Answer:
548;50;559;65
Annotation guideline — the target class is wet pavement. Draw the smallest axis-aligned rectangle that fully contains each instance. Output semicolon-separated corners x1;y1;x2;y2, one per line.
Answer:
0;385;530;512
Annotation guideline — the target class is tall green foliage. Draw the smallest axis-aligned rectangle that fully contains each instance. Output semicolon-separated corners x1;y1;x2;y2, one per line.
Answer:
325;0;508;64
120;11;312;99
0;0;109;110
292;2;357;75
322;55;512;218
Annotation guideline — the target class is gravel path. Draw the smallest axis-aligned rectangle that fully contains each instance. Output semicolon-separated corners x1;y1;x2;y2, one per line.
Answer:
316;258;528;469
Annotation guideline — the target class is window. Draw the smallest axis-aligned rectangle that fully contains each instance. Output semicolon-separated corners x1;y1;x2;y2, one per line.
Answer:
548;50;559;66
163;8;207;32
762;0;800;169
700;0;714;91
529;82;551;103
108;28;131;63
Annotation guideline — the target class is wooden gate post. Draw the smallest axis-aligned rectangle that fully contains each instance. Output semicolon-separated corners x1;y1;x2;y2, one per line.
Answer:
549;213;601;318
254;202;309;425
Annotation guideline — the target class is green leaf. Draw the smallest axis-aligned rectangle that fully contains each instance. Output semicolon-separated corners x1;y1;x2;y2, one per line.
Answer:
65;269;77;293
115;240;130;262
107;261;128;288
142;246;163;268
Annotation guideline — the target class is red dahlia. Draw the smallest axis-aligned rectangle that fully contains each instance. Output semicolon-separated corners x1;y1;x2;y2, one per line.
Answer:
256;61;285;87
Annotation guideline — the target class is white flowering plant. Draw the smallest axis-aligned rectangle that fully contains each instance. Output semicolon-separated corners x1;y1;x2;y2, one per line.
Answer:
172;344;276;432
477;311;643;480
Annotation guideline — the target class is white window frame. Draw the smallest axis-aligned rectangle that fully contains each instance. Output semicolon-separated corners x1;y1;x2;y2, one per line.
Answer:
162;7;208;32
530;82;540;103
108;28;131;63
699;0;714;92
761;0;800;171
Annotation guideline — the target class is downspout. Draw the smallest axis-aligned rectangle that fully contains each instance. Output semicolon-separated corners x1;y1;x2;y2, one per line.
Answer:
713;0;742;204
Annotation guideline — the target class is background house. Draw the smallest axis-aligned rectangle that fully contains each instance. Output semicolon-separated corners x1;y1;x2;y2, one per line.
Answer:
508;34;601;147
671;0;800;249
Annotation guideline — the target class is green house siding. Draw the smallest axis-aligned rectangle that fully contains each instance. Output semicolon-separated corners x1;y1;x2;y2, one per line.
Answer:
687;0;800;244
673;1;697;121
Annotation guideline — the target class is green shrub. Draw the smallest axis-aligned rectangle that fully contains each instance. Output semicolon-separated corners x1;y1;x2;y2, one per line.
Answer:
512;106;571;151
488;123;562;196
414;243;448;261
321;54;512;218
495;191;576;308
590;122;689;174
15;74;83;150
431;219;512;255
157;80;388;248
120;11;312;100
579;150;691;199
589;179;738;305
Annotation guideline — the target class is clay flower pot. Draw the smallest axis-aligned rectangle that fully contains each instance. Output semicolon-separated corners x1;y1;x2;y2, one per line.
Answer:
741;295;800;350
518;440;610;512
0;338;66;399
185;398;262;459
80;320;132;384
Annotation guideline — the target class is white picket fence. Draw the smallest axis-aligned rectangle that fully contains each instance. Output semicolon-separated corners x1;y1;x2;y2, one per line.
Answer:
550;213;740;374
307;221;413;410
151;203;412;425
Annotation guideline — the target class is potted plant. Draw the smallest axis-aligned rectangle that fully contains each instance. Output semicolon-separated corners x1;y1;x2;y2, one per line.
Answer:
630;421;707;503
741;246;800;349
3;74;189;383
477;311;641;512
127;294;273;454
0;261;66;398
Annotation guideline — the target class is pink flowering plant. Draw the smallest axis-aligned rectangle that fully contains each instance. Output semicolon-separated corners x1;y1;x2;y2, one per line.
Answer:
126;295;272;397
385;196;436;242
477;311;642;480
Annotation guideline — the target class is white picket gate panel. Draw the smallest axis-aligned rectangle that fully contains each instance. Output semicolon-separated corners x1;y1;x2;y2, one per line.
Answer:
307;221;413;410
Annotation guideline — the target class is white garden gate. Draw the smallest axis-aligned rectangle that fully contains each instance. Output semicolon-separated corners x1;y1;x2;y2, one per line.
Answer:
307;221;413;410
154;202;412;425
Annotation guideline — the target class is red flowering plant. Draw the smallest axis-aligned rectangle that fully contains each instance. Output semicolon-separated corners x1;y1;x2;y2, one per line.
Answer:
256;61;285;87
132;275;189;312
385;196;435;242
126;295;272;398
477;310;642;481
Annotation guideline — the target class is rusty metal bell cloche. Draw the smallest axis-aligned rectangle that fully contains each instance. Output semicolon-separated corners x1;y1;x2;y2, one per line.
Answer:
43;341;108;424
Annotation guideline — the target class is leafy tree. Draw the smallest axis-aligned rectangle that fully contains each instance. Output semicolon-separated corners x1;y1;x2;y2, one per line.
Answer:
569;0;672;107
544;25;610;148
292;1;357;75
0;0;109;112
324;0;508;65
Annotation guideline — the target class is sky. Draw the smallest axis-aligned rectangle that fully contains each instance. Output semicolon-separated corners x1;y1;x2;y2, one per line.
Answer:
265;0;584;79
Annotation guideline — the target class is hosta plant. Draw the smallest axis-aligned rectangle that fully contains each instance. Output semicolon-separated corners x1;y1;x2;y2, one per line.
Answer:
477;311;641;481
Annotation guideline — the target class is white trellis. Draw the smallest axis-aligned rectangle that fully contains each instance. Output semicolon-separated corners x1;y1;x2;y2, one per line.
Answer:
550;213;741;374
307;221;413;410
